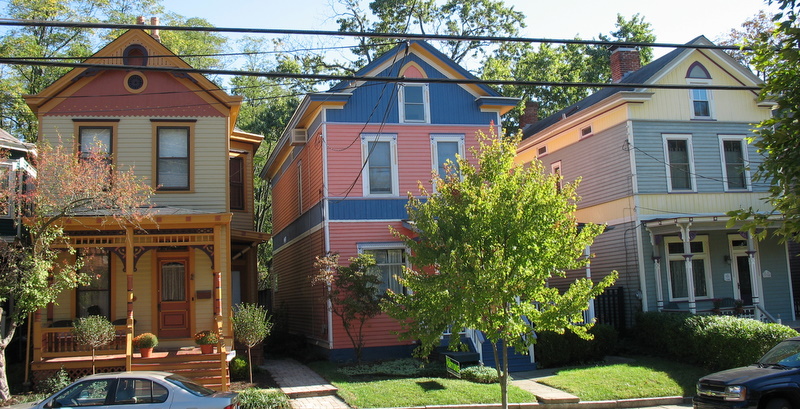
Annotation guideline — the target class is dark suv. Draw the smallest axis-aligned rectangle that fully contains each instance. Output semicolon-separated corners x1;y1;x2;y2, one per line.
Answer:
694;337;800;409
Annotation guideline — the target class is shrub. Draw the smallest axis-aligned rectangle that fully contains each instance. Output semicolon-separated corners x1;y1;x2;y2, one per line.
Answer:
194;330;218;345
536;324;619;368
461;365;498;383
237;387;290;409
231;303;273;383
37;368;71;394
132;333;158;349
71;315;116;373
230;356;249;380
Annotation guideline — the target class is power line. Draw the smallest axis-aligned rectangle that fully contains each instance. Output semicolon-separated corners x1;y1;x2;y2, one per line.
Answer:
0;19;751;51
0;58;762;91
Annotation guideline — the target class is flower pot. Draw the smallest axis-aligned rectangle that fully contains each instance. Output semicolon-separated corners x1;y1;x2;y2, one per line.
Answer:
139;347;153;358
200;344;214;354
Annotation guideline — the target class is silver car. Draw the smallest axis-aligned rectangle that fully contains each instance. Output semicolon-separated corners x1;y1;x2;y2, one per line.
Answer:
12;371;239;409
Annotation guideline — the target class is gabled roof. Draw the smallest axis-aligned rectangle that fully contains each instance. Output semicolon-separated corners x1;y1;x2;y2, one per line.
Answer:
0;128;33;152
24;28;242;127
522;35;763;139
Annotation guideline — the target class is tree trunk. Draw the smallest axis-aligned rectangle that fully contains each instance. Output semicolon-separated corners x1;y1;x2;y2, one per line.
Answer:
247;347;253;384
0;319;19;402
501;340;509;409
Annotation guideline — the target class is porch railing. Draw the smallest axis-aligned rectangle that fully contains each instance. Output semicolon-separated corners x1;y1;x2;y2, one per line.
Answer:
40;325;127;358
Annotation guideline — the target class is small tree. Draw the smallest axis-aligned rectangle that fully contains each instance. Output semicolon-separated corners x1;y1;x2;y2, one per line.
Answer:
0;140;153;399
72;316;116;374
231;303;273;383
313;253;383;363
384;129;617;409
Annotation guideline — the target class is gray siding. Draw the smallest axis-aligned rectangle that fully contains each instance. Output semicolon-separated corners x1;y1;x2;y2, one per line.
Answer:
632;121;765;195
541;122;633;209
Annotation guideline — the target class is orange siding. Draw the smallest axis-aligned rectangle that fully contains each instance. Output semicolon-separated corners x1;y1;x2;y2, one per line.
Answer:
272;133;324;233
325;124;490;198
230;140;256;231
271;229;328;345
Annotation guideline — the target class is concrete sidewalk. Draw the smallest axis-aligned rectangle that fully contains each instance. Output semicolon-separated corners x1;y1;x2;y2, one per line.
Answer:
260;358;691;409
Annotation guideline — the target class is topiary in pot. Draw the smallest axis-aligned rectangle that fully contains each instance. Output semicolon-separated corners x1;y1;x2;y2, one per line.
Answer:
72;316;116;374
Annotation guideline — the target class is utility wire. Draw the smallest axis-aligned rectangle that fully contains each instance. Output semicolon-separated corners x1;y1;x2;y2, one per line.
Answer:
0;58;763;91
0;19;753;51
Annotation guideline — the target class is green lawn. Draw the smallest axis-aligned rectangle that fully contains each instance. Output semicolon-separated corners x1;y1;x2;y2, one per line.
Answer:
309;361;536;408
538;356;707;401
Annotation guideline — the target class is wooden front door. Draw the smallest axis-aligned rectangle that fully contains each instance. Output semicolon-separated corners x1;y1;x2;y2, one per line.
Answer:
158;259;191;338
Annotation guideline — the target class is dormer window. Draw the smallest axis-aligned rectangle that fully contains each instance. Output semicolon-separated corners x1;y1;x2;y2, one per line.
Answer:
686;62;713;120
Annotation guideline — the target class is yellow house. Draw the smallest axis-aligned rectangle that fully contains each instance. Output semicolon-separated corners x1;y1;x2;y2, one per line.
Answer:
23;24;267;389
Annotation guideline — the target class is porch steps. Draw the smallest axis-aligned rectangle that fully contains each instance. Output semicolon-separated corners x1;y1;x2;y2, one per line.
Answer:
132;352;229;390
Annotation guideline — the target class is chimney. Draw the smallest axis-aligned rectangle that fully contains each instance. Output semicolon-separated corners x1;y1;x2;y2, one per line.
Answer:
150;17;161;42
136;16;145;24
519;100;539;130
610;46;641;82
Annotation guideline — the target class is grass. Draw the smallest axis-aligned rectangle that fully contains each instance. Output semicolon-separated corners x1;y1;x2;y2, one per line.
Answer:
538;356;707;401
309;361;536;408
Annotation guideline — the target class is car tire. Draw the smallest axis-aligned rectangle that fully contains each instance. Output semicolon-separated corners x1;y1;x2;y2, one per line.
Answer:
766;398;792;409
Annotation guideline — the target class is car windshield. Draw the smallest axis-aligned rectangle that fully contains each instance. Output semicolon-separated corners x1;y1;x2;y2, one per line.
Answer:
165;374;215;396
758;340;800;368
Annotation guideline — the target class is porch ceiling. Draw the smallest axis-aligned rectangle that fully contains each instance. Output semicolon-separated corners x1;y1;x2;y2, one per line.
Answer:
643;214;784;236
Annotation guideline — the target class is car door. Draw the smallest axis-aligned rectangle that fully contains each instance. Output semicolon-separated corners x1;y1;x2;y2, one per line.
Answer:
110;377;172;408
46;378;114;407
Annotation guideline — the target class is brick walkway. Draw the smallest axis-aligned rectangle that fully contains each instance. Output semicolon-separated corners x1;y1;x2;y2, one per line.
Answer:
261;359;350;409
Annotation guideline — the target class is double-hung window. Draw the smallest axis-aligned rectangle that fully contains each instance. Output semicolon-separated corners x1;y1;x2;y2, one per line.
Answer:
719;136;750;191
77;249;111;319
686;62;714;119
156;126;191;190
551;161;563;192
431;134;464;181
361;134;398;196
359;243;408;295
230;156;245;210
399;83;429;123
663;134;695;192
665;236;712;300
78;126;113;165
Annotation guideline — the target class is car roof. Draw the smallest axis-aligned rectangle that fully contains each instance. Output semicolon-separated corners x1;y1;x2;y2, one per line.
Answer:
79;371;175;380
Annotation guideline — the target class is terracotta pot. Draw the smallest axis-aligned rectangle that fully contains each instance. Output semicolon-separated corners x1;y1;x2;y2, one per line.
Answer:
140;347;153;358
200;344;214;354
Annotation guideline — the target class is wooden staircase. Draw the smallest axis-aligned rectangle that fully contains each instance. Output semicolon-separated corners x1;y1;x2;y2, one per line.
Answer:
131;351;230;390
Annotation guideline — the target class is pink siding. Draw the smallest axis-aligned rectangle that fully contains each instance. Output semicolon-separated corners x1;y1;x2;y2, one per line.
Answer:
328;221;417;349
325;124;491;198
272;132;324;233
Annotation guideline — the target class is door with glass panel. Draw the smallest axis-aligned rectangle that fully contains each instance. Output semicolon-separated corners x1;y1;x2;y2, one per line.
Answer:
158;258;190;338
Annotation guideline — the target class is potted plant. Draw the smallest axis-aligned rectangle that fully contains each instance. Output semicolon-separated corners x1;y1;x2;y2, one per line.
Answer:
132;333;158;358
734;299;745;315
71;316;116;374
711;298;722;314
194;330;218;354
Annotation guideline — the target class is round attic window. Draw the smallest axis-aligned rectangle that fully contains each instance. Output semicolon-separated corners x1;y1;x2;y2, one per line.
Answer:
124;71;147;93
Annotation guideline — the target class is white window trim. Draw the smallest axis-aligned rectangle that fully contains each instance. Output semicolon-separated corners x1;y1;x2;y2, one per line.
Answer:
0;160;15;219
357;242;410;294
551;160;563;192
361;133;399;197
662;134;696;193
718;135;751;192
431;134;465;186
727;234;760;302
664;235;713;302
398;83;431;124
687;79;714;120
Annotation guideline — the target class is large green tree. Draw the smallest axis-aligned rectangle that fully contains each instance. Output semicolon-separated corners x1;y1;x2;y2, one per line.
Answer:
727;0;800;240
384;129;617;409
482;13;656;129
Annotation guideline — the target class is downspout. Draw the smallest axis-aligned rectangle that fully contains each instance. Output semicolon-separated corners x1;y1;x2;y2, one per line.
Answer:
322;117;334;350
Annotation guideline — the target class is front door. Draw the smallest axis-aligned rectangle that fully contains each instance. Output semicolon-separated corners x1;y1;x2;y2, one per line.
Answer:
158;259;190;338
735;255;753;306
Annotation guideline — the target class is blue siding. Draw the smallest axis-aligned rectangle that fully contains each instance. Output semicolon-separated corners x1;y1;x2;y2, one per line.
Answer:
326;344;418;363
329;198;410;220
326;54;497;125
631;121;764;194
272;202;324;252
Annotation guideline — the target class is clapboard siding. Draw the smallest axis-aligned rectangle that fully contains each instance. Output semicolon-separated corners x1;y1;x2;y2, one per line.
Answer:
271;228;327;344
538;122;633;209
632;120;765;195
272;133;324;234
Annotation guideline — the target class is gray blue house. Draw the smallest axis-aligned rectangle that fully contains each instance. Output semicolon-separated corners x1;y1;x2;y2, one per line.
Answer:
516;36;791;327
0;128;33;241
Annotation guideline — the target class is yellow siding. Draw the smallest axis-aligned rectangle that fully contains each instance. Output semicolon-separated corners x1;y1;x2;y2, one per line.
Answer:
575;196;637;225
638;192;774;216
630;51;771;123
39;116;229;213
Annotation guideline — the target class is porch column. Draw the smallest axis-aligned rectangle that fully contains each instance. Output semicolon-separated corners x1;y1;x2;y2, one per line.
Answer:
648;229;663;311
680;223;697;314
31;309;42;362
125;226;134;371
584;245;596;322
746;232;761;320
213;225;228;392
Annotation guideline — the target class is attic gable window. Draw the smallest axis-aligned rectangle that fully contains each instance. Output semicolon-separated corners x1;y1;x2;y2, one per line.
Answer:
686;62;713;119
122;44;148;66
399;83;430;123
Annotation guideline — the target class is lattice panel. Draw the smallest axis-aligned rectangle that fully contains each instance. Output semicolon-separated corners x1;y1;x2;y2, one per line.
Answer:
31;366;125;392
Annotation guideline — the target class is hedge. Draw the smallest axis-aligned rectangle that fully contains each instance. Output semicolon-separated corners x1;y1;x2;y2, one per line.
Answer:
535;324;619;368
632;312;798;370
